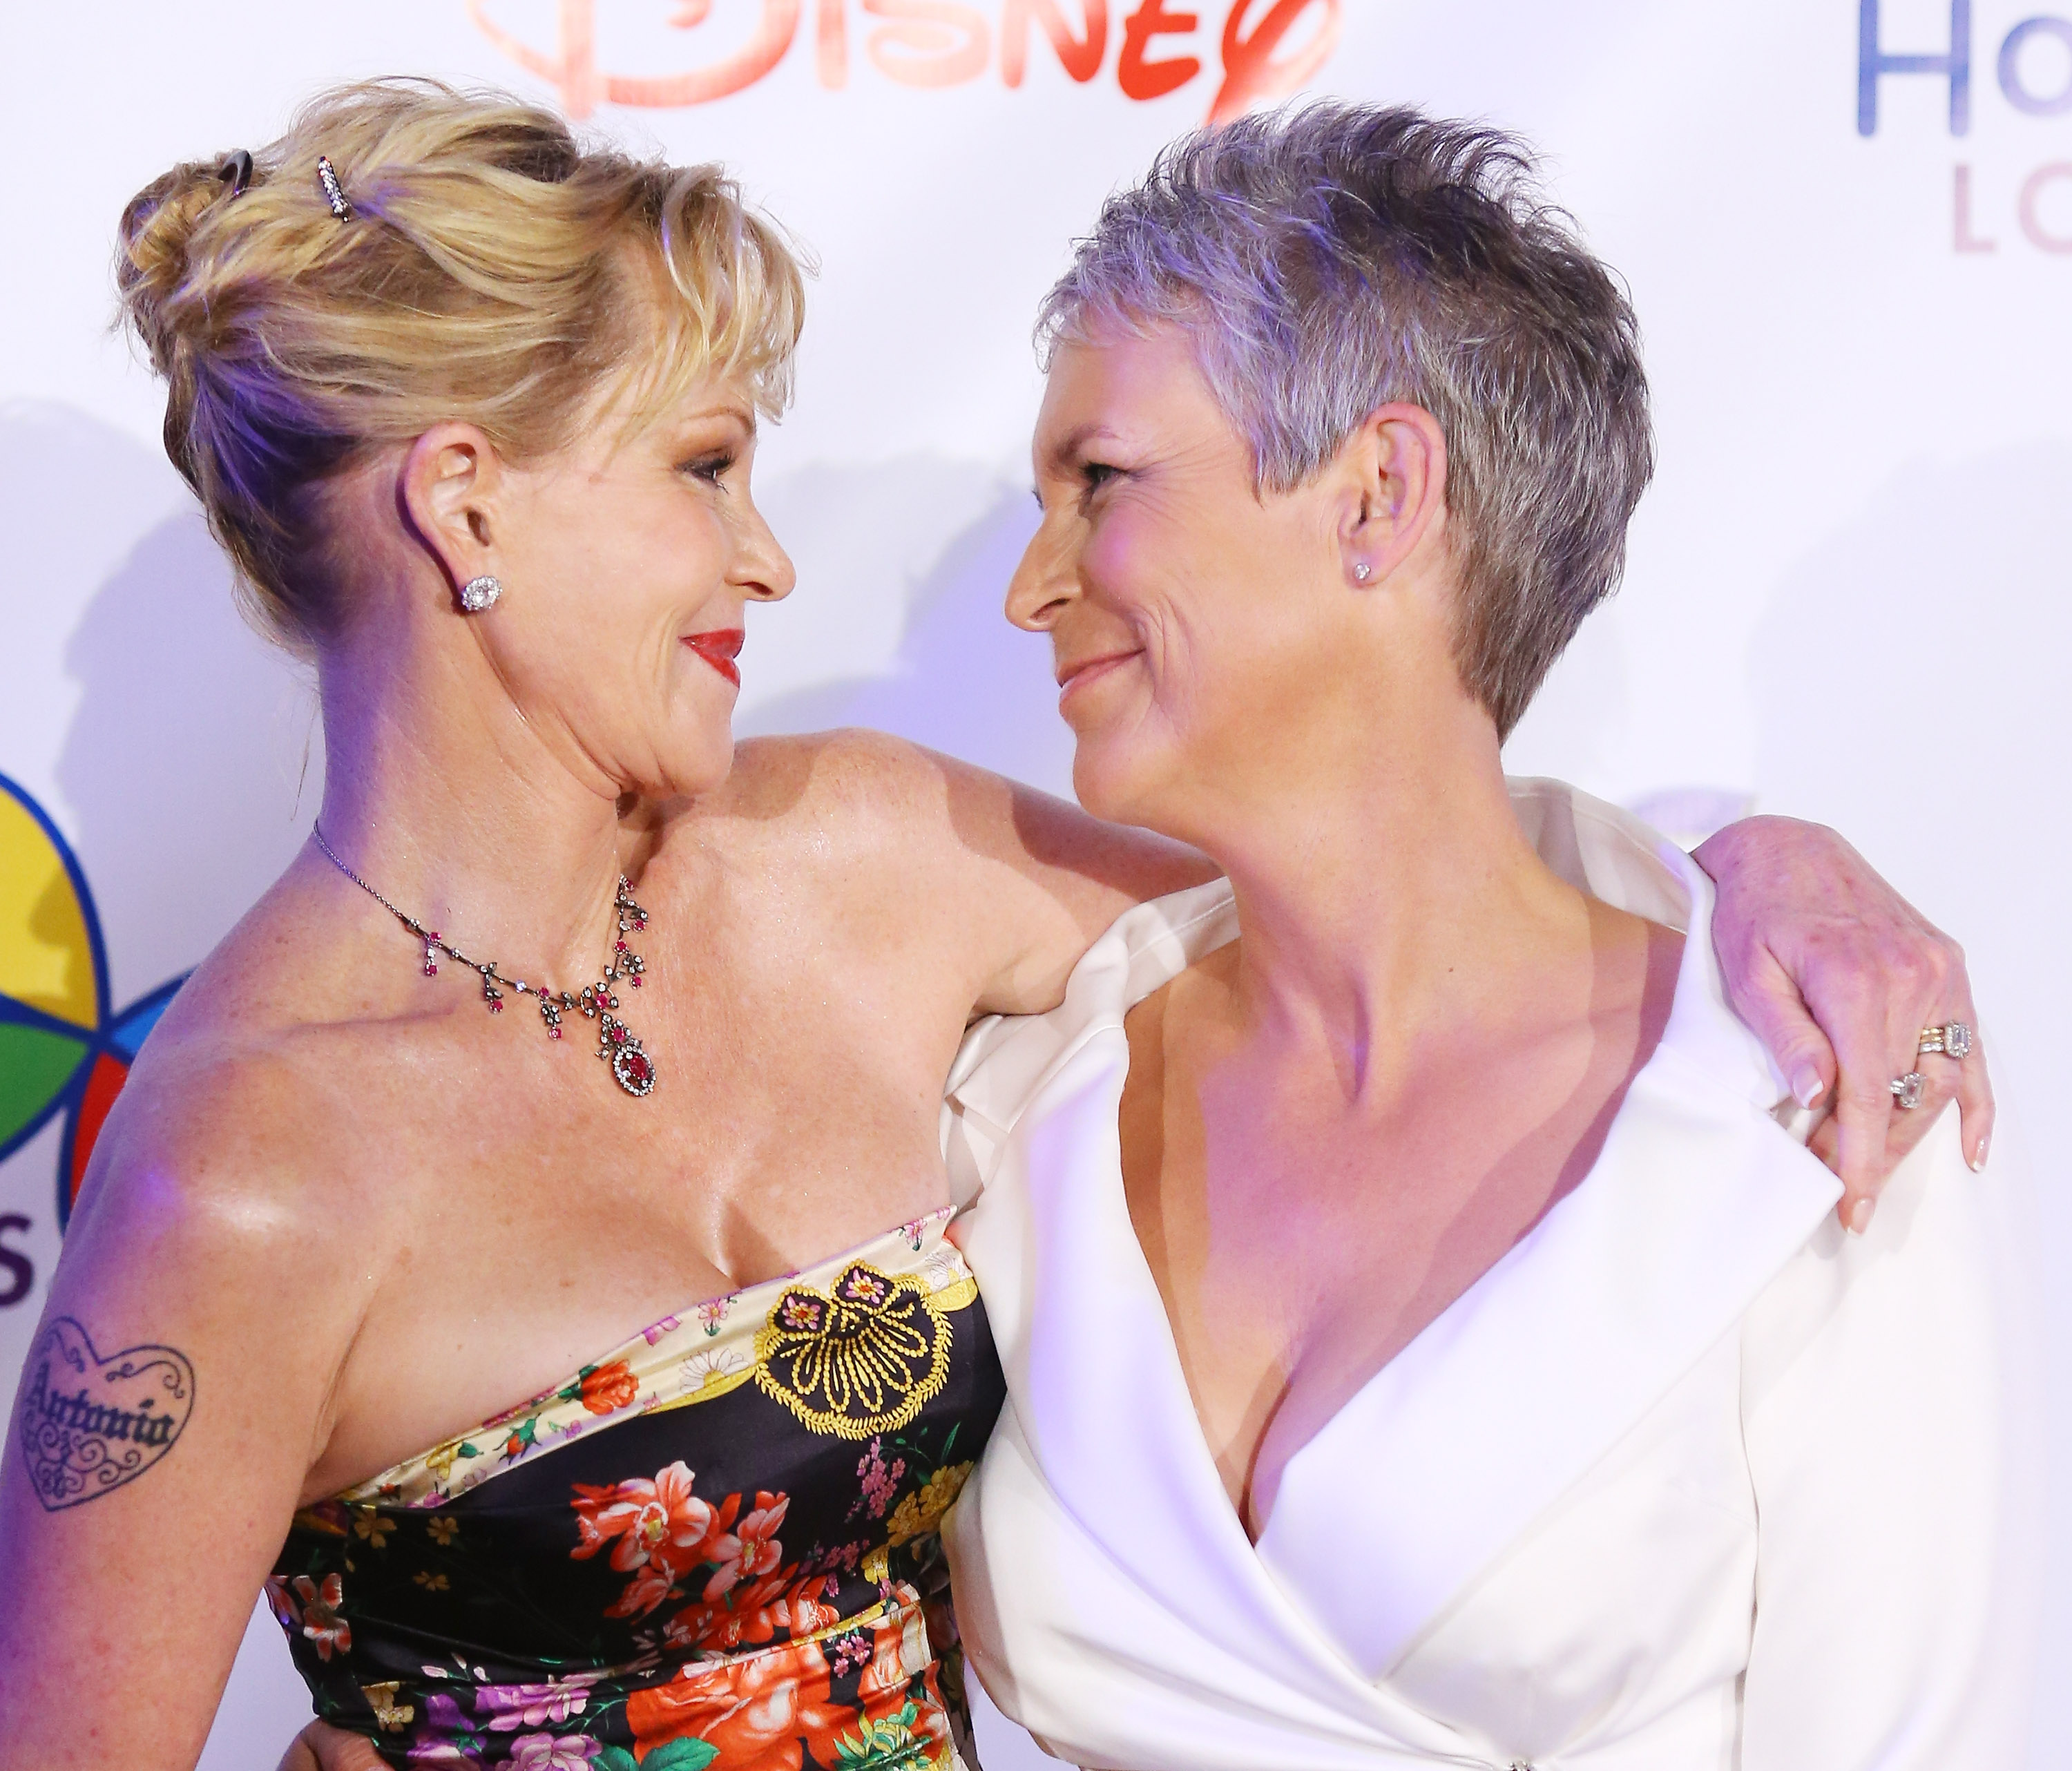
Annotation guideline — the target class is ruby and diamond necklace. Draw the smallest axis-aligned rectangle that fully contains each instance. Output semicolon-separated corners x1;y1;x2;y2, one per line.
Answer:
311;822;658;1098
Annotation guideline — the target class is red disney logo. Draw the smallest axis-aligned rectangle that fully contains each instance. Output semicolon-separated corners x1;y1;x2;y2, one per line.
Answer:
469;1;1341;123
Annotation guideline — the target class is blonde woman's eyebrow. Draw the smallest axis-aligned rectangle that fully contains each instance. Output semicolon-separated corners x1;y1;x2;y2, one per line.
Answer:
672;403;758;443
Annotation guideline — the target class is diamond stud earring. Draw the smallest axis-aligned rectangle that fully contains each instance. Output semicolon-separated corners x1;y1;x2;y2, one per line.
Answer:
1354;562;1374;584
459;575;503;613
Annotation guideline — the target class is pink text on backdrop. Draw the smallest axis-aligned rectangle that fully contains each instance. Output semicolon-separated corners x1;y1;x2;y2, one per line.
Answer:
469;0;1341;124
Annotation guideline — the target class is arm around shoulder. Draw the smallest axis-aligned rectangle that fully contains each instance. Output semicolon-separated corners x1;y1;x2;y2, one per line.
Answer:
730;729;1217;1015
0;1050;374;1770
1737;1102;2044;1768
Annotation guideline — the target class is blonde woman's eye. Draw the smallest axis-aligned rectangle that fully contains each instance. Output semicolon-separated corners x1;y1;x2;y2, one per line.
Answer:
682;452;736;486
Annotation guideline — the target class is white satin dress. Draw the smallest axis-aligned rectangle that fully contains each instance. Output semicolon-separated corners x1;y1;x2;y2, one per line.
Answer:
938;783;2040;1771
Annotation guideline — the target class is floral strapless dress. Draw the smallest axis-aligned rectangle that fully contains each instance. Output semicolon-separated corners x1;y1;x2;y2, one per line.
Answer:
267;1209;1005;1771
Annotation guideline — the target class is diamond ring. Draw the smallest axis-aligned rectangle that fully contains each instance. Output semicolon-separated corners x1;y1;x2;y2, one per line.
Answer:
1918;1021;1974;1060
1890;1071;1927;1110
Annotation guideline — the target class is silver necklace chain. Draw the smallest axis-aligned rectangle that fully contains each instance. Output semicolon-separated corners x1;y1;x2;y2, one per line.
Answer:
309;821;658;1098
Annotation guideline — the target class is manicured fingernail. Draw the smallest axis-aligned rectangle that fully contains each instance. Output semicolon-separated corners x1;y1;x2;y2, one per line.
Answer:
1792;1066;1825;1109
1847;1196;1876;1236
1970;1136;1989;1173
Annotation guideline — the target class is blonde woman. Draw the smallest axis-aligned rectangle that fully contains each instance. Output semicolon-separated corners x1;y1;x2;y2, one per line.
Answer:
0;83;1986;1771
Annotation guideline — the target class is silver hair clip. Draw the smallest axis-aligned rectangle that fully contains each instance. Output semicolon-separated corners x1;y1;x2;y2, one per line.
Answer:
218;151;253;200
316;155;352;221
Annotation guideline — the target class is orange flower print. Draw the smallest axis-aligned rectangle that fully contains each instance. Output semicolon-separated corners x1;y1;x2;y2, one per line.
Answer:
603;1560;684;1622
626;1635;856;1771
266;1571;352;1662
782;1573;844;1640
633;1599;951;1771
702;1491;789;1601
664;1568;794;1655
577;1361;638;1416
570;1462;720;1577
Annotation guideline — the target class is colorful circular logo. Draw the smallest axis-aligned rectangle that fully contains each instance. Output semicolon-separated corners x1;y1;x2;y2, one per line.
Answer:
0;773;187;1227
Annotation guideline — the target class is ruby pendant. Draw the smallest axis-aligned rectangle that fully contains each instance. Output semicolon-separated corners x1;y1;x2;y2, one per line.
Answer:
315;829;660;1100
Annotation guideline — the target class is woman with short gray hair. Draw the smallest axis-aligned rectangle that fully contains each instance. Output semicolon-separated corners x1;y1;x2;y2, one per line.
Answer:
941;105;2036;1767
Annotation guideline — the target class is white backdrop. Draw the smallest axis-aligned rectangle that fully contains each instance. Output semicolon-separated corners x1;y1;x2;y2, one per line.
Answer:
0;1;2065;1763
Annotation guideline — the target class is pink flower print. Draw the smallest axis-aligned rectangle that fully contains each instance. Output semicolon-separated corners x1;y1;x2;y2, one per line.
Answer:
508;1736;602;1771
568;1462;716;1574
695;1299;727;1337
476;1683;590;1731
641;1313;682;1346
406;1698;483;1771
778;1296;822;1333
851;1437;907;1522
807;1539;866;1577
702;1489;790;1601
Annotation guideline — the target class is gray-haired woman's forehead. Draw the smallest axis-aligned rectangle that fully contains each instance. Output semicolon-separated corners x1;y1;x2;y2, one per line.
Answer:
1038;102;1654;740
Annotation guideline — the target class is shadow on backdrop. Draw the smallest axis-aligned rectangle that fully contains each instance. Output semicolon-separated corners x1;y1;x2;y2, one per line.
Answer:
1;404;323;1002
740;459;1076;799
1749;441;2069;1074
1;403;323;1760
1497;600;1632;792
1749;439;2071;1751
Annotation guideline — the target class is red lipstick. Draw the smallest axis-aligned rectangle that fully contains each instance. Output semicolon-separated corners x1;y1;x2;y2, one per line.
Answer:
683;628;745;688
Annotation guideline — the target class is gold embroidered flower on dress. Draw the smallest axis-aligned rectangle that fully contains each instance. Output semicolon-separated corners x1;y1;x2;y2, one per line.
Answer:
754;1262;950;1440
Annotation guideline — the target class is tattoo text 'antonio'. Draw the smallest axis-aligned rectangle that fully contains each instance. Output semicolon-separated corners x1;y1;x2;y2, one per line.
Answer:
15;1317;194;1510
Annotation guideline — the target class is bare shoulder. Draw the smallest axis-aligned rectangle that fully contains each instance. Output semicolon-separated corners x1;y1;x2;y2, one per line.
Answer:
56;897;405;1331
68;1022;390;1308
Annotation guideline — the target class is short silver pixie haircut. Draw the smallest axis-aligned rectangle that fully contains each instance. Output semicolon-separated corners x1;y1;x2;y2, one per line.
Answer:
1038;104;1655;740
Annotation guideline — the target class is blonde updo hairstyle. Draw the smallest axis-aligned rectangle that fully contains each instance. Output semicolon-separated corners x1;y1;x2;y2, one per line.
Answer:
117;78;807;654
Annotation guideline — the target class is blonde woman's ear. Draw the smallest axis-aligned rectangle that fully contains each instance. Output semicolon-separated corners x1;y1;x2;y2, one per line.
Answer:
399;423;503;605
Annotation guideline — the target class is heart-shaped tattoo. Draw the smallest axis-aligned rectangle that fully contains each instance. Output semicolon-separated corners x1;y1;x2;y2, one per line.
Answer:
15;1317;195;1511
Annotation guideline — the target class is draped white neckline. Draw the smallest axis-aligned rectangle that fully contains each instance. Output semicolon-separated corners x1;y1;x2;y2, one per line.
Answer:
943;787;1843;1689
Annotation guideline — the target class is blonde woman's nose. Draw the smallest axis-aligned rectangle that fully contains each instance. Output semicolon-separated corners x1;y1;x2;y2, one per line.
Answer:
735;509;796;602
